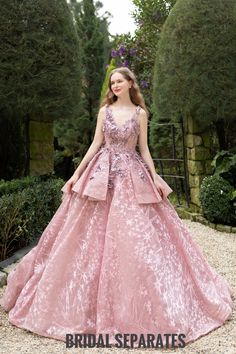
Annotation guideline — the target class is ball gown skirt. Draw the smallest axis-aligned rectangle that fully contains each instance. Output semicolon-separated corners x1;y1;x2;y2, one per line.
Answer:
0;105;233;347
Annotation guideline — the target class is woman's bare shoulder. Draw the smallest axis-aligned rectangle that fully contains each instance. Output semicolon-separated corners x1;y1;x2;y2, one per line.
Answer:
98;105;107;114
97;106;107;121
139;107;146;114
138;107;148;123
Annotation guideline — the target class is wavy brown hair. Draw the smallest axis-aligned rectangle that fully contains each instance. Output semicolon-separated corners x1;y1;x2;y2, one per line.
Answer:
100;67;149;117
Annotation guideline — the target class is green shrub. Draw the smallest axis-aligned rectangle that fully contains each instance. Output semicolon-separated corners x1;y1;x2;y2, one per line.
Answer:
20;178;64;242
0;175;65;261
211;149;236;187
0;192;30;260
199;175;235;225
0;176;40;197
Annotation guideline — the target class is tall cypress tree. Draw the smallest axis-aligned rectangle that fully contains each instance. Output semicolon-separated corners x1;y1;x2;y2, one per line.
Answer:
54;0;110;168
152;0;236;149
0;0;81;119
76;0;108;141
0;0;81;179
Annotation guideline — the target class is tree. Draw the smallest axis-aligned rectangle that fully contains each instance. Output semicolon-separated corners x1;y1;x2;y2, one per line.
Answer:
54;0;110;169
0;0;81;119
153;0;236;149
100;58;116;102
131;0;176;106
0;0;81;179
73;0;109;140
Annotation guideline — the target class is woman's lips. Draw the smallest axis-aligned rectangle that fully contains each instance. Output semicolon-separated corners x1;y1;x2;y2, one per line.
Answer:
114;89;121;93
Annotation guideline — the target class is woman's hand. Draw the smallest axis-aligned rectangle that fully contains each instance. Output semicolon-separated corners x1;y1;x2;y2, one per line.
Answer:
64;174;80;194
153;174;164;198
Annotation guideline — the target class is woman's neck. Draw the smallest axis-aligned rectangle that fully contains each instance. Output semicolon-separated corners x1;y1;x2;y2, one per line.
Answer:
114;95;134;107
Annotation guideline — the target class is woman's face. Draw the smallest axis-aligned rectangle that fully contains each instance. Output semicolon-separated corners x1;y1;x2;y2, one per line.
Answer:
110;72;132;96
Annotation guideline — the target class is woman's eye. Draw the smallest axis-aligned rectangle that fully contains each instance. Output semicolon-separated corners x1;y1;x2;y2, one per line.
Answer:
111;80;122;85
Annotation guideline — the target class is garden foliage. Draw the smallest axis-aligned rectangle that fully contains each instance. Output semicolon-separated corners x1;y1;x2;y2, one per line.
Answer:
0;175;64;261
199;175;235;225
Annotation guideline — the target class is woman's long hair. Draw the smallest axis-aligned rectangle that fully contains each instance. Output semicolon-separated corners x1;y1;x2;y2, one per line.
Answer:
100;67;149;117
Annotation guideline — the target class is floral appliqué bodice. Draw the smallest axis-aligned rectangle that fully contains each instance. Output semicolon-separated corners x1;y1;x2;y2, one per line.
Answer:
102;104;141;154
102;105;143;189
61;104;173;203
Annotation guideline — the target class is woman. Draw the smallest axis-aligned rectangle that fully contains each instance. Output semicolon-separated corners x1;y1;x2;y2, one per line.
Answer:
0;67;233;349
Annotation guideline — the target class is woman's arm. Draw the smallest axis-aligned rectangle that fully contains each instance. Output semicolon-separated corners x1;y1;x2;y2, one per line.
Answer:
138;109;157;180
138;109;164;196
72;106;106;178
73;106;105;178
62;106;106;195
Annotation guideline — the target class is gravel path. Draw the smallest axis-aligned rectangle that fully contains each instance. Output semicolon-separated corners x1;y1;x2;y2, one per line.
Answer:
0;220;235;354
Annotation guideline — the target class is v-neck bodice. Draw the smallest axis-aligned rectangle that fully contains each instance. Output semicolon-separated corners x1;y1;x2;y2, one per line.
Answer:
107;105;141;130
102;104;141;154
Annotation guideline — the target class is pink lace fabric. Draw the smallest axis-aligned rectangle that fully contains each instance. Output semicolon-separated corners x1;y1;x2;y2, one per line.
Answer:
0;104;233;346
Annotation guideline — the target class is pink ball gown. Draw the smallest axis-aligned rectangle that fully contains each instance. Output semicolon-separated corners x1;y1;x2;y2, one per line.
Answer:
0;104;233;347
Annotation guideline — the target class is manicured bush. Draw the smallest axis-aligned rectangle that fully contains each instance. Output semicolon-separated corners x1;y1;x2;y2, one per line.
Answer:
0;175;65;261
199;175;235;225
152;0;236;153
211;149;236;187
0;192;30;261
0;176;39;197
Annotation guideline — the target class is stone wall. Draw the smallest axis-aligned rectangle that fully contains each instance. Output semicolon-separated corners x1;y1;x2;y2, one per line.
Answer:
29;120;54;175
184;116;215;211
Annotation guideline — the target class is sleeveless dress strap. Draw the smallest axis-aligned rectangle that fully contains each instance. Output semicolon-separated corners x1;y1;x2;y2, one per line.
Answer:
134;105;142;121
102;104;109;132
134;105;141;116
106;104;112;120
105;104;112;121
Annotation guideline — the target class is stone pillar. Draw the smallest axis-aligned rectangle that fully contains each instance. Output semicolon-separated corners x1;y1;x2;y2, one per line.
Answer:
185;117;215;211
29;119;54;175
